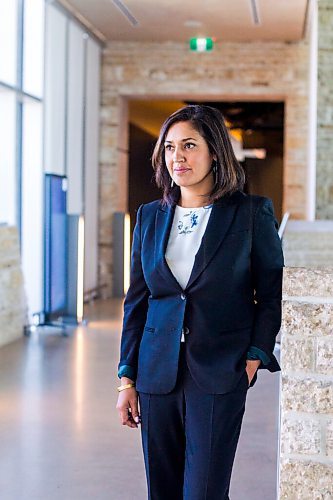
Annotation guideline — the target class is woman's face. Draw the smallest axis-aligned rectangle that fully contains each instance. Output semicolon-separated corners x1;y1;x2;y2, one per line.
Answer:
164;121;216;190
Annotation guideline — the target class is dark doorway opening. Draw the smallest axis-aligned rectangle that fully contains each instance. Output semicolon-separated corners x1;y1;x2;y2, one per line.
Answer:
128;100;284;232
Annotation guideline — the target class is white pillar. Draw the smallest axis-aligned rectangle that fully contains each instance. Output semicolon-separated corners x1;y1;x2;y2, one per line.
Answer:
306;0;318;221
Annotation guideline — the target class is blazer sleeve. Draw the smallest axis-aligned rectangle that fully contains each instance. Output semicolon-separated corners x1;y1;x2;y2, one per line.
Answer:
117;204;150;381
250;197;284;372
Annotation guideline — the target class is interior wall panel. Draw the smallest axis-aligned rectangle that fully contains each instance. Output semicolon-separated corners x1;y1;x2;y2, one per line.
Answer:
44;3;67;175
84;38;101;293
66;21;85;215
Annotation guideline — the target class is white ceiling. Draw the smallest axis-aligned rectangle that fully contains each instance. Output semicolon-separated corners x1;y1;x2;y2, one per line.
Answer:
58;0;309;44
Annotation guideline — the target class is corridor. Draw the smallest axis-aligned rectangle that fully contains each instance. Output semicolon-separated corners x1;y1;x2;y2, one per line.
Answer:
0;298;280;500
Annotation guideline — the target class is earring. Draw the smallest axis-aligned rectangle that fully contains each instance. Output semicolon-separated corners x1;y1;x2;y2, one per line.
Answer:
171;178;174;188
212;160;218;183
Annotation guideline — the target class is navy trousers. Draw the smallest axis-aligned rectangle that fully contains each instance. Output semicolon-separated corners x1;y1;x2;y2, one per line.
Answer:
138;343;249;500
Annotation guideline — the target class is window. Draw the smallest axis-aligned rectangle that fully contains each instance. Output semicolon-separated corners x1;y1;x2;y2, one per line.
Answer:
21;99;43;313
0;0;44;229
0;89;16;225
0;0;44;319
0;0;18;86
23;0;44;97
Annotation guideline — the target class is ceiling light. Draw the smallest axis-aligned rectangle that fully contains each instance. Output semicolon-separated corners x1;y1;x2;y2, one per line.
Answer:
249;0;261;25
111;0;139;27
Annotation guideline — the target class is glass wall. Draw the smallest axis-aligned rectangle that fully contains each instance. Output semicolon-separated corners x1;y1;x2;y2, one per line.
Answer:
0;0;18;87
0;0;44;230
21;100;44;315
0;0;19;226
0;89;16;225
0;0;44;321
0;0;101;322
23;0;44;97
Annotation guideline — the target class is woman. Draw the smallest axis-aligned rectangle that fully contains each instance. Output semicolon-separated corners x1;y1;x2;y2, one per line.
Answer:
116;105;284;500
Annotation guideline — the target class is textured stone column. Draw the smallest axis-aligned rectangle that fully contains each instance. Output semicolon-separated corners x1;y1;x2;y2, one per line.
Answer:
279;268;333;499
0;226;27;347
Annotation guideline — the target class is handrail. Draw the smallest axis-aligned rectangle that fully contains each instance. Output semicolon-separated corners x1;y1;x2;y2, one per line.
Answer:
278;212;290;239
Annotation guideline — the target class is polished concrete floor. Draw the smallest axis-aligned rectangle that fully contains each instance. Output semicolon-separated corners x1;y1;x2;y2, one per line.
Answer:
0;299;280;500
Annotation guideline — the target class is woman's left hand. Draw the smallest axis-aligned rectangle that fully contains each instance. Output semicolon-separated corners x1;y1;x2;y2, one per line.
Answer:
245;359;261;386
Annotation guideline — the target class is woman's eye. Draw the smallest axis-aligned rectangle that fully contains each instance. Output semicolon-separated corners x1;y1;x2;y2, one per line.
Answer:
184;143;195;149
164;144;173;151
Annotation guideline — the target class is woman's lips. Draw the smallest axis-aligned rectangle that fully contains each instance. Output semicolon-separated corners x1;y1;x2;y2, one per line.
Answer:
174;168;190;173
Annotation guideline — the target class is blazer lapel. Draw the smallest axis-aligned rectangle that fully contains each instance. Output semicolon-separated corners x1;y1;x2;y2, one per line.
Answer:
185;195;239;289
155;201;182;290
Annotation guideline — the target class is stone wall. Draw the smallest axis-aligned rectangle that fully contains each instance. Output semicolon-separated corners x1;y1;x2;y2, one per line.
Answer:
317;0;333;219
100;38;311;297
283;220;333;267
279;268;333;499
0;226;27;347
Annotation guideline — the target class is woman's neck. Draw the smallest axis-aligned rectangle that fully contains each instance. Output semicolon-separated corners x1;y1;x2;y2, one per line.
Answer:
178;181;213;208
178;194;211;208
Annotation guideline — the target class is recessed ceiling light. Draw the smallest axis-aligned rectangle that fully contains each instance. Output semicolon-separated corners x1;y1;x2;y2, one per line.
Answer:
184;20;203;28
249;0;261;25
111;0;139;27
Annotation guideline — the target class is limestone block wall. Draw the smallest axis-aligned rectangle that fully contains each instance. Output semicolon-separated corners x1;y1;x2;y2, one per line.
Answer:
317;0;333;219
0;226;27;347
283;220;333;267
101;37;311;297
279;268;333;499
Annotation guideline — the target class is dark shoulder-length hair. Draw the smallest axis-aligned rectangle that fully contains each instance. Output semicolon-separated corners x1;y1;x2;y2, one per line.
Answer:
152;104;245;207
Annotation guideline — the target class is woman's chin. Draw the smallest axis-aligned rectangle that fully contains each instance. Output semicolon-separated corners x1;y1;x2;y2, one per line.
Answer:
174;179;194;187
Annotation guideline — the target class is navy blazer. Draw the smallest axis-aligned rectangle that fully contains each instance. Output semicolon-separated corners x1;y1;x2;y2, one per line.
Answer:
118;190;284;394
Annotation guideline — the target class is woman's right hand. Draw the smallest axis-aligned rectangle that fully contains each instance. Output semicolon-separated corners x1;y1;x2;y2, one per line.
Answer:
116;378;141;428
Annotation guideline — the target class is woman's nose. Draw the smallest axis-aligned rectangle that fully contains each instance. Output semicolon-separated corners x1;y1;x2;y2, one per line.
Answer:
173;147;185;162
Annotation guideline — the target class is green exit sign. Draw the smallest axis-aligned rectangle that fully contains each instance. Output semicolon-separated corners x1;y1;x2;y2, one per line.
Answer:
190;38;214;52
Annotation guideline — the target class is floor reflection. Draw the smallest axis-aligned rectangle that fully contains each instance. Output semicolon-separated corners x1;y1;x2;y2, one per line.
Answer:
0;298;280;499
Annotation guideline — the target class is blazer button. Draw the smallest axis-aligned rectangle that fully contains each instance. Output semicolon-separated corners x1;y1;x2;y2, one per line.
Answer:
184;326;189;335
181;293;186;300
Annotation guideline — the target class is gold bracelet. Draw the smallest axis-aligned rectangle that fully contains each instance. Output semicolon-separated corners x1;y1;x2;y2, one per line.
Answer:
117;383;135;392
